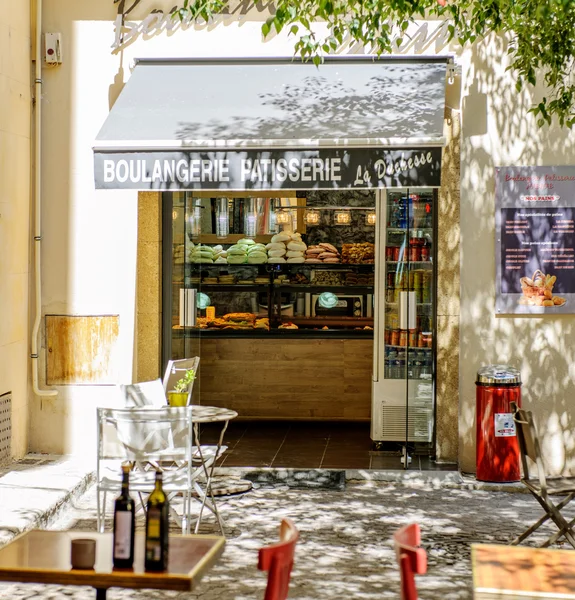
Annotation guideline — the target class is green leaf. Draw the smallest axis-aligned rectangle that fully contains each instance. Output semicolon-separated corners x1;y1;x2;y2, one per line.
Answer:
261;20;271;37
313;55;322;67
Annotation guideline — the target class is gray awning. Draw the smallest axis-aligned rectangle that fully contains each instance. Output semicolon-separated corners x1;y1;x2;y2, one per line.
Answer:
94;56;449;190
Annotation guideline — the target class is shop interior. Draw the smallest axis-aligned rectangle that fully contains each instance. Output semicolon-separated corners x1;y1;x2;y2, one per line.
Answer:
162;190;454;471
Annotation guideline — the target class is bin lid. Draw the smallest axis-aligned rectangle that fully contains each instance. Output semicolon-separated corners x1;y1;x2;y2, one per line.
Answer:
476;365;521;385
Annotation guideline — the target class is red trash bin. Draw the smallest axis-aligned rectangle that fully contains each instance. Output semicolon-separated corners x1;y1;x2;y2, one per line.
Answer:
476;365;522;482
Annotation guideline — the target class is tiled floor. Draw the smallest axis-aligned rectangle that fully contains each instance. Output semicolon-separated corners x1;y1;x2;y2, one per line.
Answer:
198;420;457;471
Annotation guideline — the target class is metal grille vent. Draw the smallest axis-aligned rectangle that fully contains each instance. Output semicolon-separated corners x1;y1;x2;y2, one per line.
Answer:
380;405;433;442
0;393;11;463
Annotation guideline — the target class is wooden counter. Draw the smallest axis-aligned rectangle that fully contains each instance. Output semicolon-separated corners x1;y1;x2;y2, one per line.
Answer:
186;337;373;420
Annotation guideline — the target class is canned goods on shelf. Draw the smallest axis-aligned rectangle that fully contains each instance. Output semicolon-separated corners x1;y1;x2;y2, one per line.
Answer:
390;329;400;346
409;246;421;262
408;329;418;347
399;329;408;347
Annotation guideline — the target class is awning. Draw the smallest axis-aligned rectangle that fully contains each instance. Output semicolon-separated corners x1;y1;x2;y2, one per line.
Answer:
94;57;449;191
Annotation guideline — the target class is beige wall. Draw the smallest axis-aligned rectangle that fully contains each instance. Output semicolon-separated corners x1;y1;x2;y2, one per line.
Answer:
0;1;31;458
459;38;575;475
34;0;330;455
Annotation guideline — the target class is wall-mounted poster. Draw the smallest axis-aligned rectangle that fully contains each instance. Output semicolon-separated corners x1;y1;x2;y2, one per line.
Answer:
496;166;575;314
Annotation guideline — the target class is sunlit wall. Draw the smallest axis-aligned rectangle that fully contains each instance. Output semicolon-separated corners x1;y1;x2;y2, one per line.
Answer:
0;2;32;458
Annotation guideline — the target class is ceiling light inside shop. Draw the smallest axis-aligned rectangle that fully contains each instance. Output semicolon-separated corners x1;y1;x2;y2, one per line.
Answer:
366;211;376;226
334;210;351;226
303;209;320;225
275;208;291;225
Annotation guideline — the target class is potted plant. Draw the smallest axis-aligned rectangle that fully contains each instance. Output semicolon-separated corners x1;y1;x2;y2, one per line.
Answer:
167;368;195;407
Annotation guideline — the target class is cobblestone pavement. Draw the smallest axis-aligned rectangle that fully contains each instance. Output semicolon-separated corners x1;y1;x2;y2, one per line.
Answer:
0;477;572;600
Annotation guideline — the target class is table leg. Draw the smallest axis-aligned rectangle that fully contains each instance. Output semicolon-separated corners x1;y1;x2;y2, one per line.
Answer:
193;420;228;535
95;588;107;600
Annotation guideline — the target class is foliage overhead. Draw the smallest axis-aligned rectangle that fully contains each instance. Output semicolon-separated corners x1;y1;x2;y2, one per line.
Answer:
175;0;575;128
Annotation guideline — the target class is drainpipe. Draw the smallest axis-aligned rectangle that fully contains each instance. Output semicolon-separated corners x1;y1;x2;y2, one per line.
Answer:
31;0;57;398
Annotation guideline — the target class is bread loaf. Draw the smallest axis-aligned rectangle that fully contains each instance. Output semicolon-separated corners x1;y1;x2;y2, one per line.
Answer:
286;250;305;258
268;249;286;258
271;233;291;243
318;252;339;260
266;242;286;251
287;257;305;263
287;241;307;252
319;243;339;254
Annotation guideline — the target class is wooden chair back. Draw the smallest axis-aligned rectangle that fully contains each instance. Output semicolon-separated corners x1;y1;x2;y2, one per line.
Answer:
393;523;427;600
512;402;548;492
258;519;299;600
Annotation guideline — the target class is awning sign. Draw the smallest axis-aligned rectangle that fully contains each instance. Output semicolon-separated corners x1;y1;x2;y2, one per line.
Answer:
94;147;442;190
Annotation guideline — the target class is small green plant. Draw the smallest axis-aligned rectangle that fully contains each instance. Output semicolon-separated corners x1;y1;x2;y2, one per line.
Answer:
173;369;195;393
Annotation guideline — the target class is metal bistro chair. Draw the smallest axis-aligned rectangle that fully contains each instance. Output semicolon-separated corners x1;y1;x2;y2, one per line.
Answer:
96;406;195;534
511;402;575;549
162;357;200;406
115;376;228;534
393;523;427;600
258;519;299;600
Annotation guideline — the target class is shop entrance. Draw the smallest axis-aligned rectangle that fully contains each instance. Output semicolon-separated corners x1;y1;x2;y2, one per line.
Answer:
161;188;448;471
93;56;455;470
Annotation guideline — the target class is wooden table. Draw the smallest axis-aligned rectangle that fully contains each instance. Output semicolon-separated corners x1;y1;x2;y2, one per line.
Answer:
472;543;575;599
0;530;225;599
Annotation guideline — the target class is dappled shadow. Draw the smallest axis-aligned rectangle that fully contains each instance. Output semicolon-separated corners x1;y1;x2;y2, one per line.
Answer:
459;33;575;475
6;480;572;600
174;62;446;142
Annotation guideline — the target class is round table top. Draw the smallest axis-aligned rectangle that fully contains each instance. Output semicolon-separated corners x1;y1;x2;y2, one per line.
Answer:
191;405;238;423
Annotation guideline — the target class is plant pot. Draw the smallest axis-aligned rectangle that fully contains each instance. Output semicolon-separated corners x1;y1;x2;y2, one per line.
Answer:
167;391;188;407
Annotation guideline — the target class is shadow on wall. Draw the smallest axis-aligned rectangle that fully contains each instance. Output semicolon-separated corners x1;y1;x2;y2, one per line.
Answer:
459;34;575;475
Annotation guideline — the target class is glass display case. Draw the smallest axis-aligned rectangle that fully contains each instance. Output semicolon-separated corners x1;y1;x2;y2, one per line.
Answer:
165;192;377;344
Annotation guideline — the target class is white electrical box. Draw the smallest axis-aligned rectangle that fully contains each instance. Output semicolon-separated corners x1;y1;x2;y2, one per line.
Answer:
44;33;62;64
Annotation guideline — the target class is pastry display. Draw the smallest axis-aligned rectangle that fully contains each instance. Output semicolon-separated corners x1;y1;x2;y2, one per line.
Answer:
342;243;375;264
268;232;307;263
311;270;344;286
305;243;340;263
344;272;374;286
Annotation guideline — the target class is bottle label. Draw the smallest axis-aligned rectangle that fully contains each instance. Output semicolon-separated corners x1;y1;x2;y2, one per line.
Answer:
147;510;161;539
114;512;132;560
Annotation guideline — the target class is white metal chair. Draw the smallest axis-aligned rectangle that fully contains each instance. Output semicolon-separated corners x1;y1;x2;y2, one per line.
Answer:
162;357;200;406
120;379;168;408
96;406;195;534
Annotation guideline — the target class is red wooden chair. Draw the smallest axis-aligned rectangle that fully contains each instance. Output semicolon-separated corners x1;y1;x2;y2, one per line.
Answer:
258;518;299;600
393;523;428;600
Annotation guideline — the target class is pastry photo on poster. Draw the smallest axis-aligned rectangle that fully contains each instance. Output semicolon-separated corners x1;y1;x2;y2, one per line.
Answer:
495;166;575;314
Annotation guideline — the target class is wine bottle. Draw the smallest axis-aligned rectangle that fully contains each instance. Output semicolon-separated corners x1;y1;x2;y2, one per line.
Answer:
113;464;135;569
144;471;169;572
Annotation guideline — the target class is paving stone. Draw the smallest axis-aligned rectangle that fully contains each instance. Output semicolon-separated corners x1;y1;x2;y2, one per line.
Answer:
1;476;572;600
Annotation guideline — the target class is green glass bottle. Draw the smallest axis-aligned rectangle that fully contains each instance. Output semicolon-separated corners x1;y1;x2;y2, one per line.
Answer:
113;465;135;569
144;471;169;571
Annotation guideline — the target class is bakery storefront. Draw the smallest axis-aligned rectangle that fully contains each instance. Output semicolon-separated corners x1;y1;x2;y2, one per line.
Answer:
94;56;456;469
